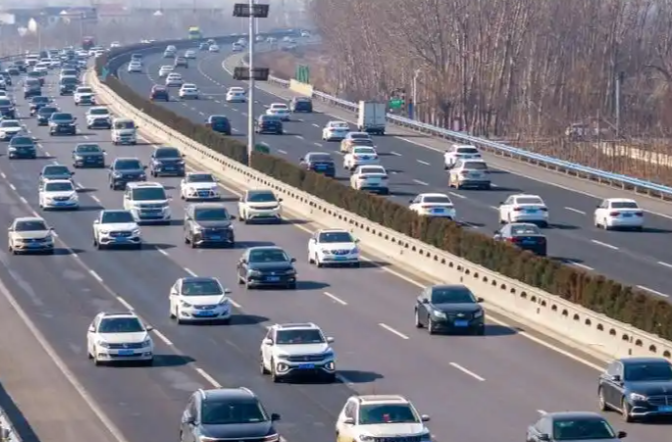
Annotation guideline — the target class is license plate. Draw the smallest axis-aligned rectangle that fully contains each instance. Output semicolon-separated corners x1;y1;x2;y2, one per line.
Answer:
334;256;347;260
526;209;537;213
362;156;370;160
209;235;221;240
118;349;134;355
431;209;444;213
454;320;469;327
298;363;315;369
266;276;280;282
195;310;216;317
27;242;42;248
368;182;379;186
114;237;128;242
622;213;631;217
659;405;672;412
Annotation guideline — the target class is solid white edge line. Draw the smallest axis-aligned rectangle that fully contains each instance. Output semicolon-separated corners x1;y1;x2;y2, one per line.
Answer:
88;270;103;283
195;367;221;388
184;267;197;277
115;296;135;311
636;285;669;298
156;248;170;257
449;362;486;381
590;240;618;250
152;329;174;346
378;323;409;339
323;291;347;306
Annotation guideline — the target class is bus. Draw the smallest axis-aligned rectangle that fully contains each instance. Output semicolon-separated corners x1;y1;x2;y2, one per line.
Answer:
188;27;202;40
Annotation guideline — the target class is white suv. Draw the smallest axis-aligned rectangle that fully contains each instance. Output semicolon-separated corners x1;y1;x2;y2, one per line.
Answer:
336;395;431;442
308;229;360;267
169;276;232;324
86;311;154;366
238;189;282;224
260;323;336;383
93;210;142;250
123;182;172;224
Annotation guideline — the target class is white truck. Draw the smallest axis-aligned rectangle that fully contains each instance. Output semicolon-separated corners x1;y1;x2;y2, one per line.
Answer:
357;101;386;135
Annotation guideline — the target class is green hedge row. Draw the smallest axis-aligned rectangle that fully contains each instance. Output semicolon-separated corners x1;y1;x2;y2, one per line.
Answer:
95;47;672;342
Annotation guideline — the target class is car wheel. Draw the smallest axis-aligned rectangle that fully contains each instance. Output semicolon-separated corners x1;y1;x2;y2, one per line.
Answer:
93;353;102;366
308;252;314;264
598;387;608;411
190;237;198;249
621;398;633;422
271;361;280;383
260;356;269;375
414;309;423;328
286;282;297;290
427;318;436;335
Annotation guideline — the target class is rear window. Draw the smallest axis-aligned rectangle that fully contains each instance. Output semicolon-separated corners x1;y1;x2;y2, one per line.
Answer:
350;132;370;139
25;79;39;86
309;154;333;162
611;201;638;209
462;161;487;170
456;147;479;155
60;77;77;85
516;197;543;205
510;224;541;235
360;166;385;174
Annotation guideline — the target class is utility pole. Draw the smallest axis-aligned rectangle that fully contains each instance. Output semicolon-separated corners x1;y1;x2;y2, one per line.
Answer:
412;69;421;120
233;0;270;166
615;71;624;138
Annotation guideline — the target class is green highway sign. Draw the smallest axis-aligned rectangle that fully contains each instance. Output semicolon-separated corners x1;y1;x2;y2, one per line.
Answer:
389;98;404;109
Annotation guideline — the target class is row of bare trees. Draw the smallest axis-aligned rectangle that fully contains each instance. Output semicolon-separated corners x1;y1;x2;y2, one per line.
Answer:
308;0;672;139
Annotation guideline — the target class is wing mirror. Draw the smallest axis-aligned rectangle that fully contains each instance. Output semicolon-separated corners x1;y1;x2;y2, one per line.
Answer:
143;165;148;169
612;374;622;382
617;431;627;439
271;413;280;421
290;257;296;263
263;338;273;345
88;326;94;332
538;435;550;442
224;289;232;294
477;297;484;303
93;219;99;224
420;415;430;422
326;337;335;343
146;325;154;331
421;297;429;304
278;198;283;202
343;417;355;425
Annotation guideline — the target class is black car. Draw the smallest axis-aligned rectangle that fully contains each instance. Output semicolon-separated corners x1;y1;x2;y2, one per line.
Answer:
108;157;147;190
414;284;485;335
39;164;74;186
299;152;336;177
0;98;15;119
72;143;106;168
59;76;79;95
48;112;77;135
7;136;37;159
255;115;283;134
6;67;20;76
184;203;235;248
0;71;12;86
150;86;169;101
23;79;41;99
237;246;297;289
598;357;672;421
150;146;185;177
206;115;231;135
14;61;26;72
36;106;58;126
526;411;625;442
29;96;51;115
493;222;547;256
180;388;280;442
290;96;313;113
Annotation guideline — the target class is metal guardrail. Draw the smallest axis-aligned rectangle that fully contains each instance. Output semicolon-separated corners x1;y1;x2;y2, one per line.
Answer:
259;58;672;201
0;407;20;442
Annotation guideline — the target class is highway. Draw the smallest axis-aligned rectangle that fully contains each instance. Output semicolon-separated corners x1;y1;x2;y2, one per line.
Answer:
0;59;668;442
117;46;672;300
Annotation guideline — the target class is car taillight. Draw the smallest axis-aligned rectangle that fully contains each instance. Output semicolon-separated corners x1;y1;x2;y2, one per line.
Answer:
381;175;388;180
635;212;643;217
609;211;620;217
513;207;523;211
540;207;548;211
507;237;520;243
421;205;432;209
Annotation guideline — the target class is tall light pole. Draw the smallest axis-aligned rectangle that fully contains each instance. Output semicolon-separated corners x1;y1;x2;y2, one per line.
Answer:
412;69;422;120
233;0;270;166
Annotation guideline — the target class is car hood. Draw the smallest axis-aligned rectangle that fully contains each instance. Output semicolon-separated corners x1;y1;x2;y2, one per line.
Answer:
319;242;356;251
98;332;148;344
44;173;71;180
275;343;331;356
114;168;144;174
185;182;217;190
359;423;427;437
247;262;294;271
154;158;183;164
627;380;672;395
1;127;22;132
246;201;280;209
44;191;76;198
99;222;138;231
201;421;273;439
181;295;228;306
196;220;232;228
431;303;482;314
13;231;51;239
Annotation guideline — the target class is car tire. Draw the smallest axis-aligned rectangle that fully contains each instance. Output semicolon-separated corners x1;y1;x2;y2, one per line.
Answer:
621;398;633;422
427;318;436;335
143;359;154;367
260;356;269;375
287;282;297;290
271;361;280;383
414;309;423;328
598;387;609;411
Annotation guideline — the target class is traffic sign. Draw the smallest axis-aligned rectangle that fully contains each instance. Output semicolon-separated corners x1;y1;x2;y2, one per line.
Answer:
389;98;404;109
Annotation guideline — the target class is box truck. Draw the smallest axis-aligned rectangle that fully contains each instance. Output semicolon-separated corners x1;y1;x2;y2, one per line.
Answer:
357;101;386;135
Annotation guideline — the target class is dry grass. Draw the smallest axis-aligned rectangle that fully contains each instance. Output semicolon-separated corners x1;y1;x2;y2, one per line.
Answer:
257;46;337;93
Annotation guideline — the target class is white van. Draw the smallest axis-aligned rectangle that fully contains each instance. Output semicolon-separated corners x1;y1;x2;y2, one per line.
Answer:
111;118;137;145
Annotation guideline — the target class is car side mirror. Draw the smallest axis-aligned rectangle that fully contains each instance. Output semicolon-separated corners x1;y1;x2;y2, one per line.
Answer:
290;258;296;263
596;205;600;208
278;198;283;202
182;154;185;157
612;374;621;382
538;435;550;442
146;325;154;331
93;220;99;224
143;165;147;169
271;413;280;421
186;415;196;425
263;338;273;345
326;337;334;343
421;297;429;304
224;289;232;294
88;326;94;332
38;172;42;175
299;158;304;161
109;166;113;170
477;297;484;303
617;431;627;439
7;227;12;232
498;201;503;205
241;259;247;264
343;417;355;425
70;172;75;175
420;415;430;422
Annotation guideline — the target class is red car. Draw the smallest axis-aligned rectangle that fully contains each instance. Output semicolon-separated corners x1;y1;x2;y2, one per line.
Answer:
150;85;169;101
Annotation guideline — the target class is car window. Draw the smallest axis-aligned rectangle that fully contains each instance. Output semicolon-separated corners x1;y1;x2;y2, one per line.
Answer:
318;231;353;243
132;187;166;201
201;399;268;425
89;108;108;115
101;211;134;224
247;249;288;263
551;418;615;441
14;220;47;231
463;161;487;170
76;144;101;153
114;121;135;129
611;201;638;209
516;197;543;205
510;224;541;235
430;286;476;304
246;191;276;203
114;159;142;169
43;166;70;175
358;404;419;425
97;317;144;333
194;207;229;221
155;148;180;158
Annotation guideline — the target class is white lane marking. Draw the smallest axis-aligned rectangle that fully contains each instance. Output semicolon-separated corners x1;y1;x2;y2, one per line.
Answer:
417;159;430;166
19;196;27;204
323;291;347;305
8;183;15;191
413;179;429;186
83;135;89;140
590;239;618;250
232;128;239;132
312;123;320;128
378;323;409;339
32;210;39;217
390;151;402;156
156;248;170;257
152;329;174;346
449;362;486;381
44;151;50;156
658;261;672;269
195;367;221;388
537;410;547;415
241;112;247;116
295;135;304;140
313;142;322;147
448;192;465;199
198;111;205;116
636;285;669;298
572;262;594;271
91;195;101;204
0;172;5;179
88;270;103;283
489;205;499;210
229;298;242;309
277;149;287;155
184;267;198;277
115;296;135;311
565;207;586;215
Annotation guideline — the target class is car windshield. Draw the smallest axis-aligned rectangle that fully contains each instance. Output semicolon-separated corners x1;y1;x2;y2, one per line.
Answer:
624;361;672;381
76;144;101;153
354;147;375;155
52;113;73;121
61;77;77;84
309;154;332;163
132;188;166;201
43;166;70;176
516;197;543;205
271;104;288;110
276;329;324;344
155;148;180;158
1;121;19;128
182;279;223;296
11;137;33;146
89;108;108;115
358;404;419;425
194;208;229;221
430;286;476;304
210;117;228;125
45;182;74;192
248;249;289;263
247;191;277;203
611;201;638;209
510;224;541;235
552;418;616;441
360;166;385;175
114;121;135;129
318;231;353;243
77;88;92;93
32;97;49;103
261;116;280;122
187;173;215;183
15;220;47;231
101;211;134;223
98;317;144;333
39;107;57;115
349;133;370;139
463;161;487;170
114;159;142;170
201;399;268;425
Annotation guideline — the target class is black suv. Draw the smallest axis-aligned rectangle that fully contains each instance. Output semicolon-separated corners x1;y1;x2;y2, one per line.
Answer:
184;203;235;248
180;388;280;442
206;115;231;135
299;152;336;177
290;96;313;113
150;146;185;177
255;115;283;134
29;96;51;115
108;157;147;190
59;76;79;95
37;106;58;126
48;112;77;135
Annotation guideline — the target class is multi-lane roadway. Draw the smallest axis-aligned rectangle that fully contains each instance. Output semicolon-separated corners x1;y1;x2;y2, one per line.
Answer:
117;45;672;300
0;55;668;442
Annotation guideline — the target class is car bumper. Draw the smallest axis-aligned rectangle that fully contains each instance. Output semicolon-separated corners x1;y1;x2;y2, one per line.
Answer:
50;126;77;134
112;136;137;144
273;360;336;378
430;317;485;332
94;348;153;362
359;185;389;194
628;401;672;417
606;217;644;228
131;210;171;224
98;234;142;246
192;232;235;246
318;253;359;264
179;94;198;99
111;177;146;187
178;306;232;321
43;199;79;209
455;179;490;188
153;165;185;176
7;149;36;158
37;118;49;125
184;190;221;200
12;241;54;252
245;210;281;221
74;157;105;167
246;274;296;287
509;214;549;224
226;97;246;102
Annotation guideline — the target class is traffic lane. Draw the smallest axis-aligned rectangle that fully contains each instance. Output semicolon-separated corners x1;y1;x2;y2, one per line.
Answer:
0;177;206;442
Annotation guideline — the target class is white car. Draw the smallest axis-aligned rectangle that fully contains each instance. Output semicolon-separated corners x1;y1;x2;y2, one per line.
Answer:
127;62;142;73
322;121;350;141
255;35;264;42
110;41;121;48
86;311;154;366
343;146;379;171
594;198;644;231
93;209;142;249
266;103;291;121
165;73;183;87
180;172;220;200
238;189;282;223
184;50;196;59
232;43;244;52
178;84;200;99
350;165;389;195
85;106;112;129
158;65;173;77
336;395;431;442
74;86;96;105
123;182;171;224
260;323;337;382
499;194;549;227
208;44;220;52
8;216;55;255
266;37;277;43
33;65;48;74
448;159;491;190
308;229;360;267
225;87;246;102
301;31;311;37
169;276;232;324
409;193;456;219
0;120;25;141
38;180;79;210
444;144;481;169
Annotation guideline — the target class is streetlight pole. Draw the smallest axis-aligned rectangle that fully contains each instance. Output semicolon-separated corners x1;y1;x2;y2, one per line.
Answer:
412;69;421;120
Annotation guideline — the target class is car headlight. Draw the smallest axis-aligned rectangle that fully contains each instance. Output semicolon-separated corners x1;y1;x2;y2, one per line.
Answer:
419;432;432;441
473;309;483;318
75;155;83;160
132;228;141;236
321;249;332;255
248;269;261;276
181;301;192;307
432;310;446;318
97;340;110;348
218;298;230;306
263;434;280;442
98;229;110;234
630;392;647;401
8;147;16;151
285;268;296;275
323;349;334;357
141;339;152;347
359;435;374;442
69;194;78;201
349;248;359;254
113;172;122;177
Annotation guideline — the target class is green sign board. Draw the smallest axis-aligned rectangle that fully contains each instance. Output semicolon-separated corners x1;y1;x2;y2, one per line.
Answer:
389;98;404;109
295;65;310;84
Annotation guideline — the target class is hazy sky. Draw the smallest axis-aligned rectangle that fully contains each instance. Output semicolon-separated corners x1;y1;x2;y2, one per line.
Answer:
0;0;304;8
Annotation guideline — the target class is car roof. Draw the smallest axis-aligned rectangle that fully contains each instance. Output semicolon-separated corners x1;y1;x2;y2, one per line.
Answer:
247;246;284;252
273;322;321;330
619;356;670;364
355;394;409;405
545;411;605;420
13;216;45;223
606;198;637;204
127;182;163;189
317;228;349;234
198;387;256;402
419;193;451;198
114;156;141;161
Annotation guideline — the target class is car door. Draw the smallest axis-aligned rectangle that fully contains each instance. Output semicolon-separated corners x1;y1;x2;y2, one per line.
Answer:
500;196;514;221
336;399;357;442
180;395;198;442
603;361;624;407
261;328;274;365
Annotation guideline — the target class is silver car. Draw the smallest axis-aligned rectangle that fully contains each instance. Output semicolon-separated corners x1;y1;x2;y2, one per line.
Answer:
448;159;490;190
526;411;626;442
8;216;55;254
